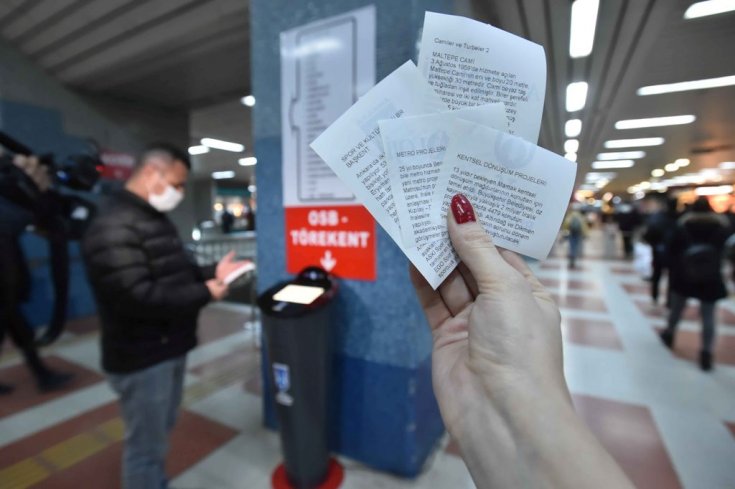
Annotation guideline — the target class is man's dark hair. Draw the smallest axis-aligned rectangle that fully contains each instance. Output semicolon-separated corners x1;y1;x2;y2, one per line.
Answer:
138;142;191;170
691;196;714;213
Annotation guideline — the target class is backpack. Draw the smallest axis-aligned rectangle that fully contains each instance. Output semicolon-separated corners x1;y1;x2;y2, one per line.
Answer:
681;225;721;284
569;214;583;236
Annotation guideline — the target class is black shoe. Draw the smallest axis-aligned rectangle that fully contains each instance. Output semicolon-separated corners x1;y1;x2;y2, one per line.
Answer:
0;382;14;395
659;330;674;350
699;351;713;371
36;371;74;392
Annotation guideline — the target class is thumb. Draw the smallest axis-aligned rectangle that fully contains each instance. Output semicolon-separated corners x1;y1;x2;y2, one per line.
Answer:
222;250;236;263
446;194;514;294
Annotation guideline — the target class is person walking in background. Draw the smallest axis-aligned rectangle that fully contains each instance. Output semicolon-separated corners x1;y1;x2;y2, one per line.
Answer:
562;203;588;269
0;154;73;393
82;143;248;489
615;202;641;259
220;208;234;234
659;197;730;371
643;197;676;305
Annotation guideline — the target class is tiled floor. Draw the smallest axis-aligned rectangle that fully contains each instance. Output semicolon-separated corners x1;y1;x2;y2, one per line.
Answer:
1;229;735;488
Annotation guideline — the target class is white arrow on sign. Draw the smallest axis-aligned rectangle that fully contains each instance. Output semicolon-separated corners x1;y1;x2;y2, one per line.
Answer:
320;250;337;271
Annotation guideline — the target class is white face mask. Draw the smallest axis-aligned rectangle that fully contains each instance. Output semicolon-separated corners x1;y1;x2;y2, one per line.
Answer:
148;173;184;212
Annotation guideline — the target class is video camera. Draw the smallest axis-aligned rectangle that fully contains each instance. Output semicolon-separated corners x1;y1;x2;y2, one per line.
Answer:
0;131;102;346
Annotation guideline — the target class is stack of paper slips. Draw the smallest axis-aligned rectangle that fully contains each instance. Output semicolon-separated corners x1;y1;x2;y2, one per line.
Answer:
311;12;578;289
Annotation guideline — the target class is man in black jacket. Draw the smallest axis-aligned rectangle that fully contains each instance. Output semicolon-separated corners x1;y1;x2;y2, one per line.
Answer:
82;143;245;489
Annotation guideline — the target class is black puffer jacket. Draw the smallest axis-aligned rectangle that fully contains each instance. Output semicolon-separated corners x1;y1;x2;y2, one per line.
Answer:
668;211;731;302
82;190;214;373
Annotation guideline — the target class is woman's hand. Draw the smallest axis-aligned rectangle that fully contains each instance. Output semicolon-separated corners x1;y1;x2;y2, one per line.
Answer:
411;194;633;489
411;194;568;438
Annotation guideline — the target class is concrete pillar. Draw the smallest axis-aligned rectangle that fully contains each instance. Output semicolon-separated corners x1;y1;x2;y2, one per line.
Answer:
251;0;456;476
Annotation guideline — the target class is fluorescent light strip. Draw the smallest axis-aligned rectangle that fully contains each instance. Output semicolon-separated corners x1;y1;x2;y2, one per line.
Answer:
596;151;646;160
239;157;257;166
719;161;735;169
201;138;245;152
566;81;588;112
638;74;735;95
684;0;735;19
603;137;664;148
591;160;635;169
569;0;600;58
565;119;582;137
614;115;696;129
564;139;579;153
585;172;616;181
188;145;209;155
212;171;235;179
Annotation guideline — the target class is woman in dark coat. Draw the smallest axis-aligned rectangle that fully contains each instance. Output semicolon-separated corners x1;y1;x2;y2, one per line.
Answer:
660;197;731;370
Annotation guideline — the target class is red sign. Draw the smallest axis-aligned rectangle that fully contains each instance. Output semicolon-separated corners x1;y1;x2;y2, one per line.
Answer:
99;150;135;181
285;205;376;280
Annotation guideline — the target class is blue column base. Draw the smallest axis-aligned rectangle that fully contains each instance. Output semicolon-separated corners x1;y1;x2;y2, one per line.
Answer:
262;350;444;477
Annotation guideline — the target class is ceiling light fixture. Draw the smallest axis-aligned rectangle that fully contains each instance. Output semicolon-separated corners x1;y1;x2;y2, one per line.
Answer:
603;137;665;148
188;145;210;155
637;74;735;96
239;157;257;166
569;0;600;58
591;160;635;169
719;161;735;169
684;0;735;19
241;95;256;107
614;115;696;129
596;151;646;160
564;139;580;153
586;172;616;181
564;152;578;162
201;138;245;152
566;81;588;111
212;171;236;179
651;169;665;177
676;158;691;167
665;163;679;172
565;119;582;137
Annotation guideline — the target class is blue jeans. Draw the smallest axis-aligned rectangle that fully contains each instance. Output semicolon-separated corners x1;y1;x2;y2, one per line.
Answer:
108;356;187;489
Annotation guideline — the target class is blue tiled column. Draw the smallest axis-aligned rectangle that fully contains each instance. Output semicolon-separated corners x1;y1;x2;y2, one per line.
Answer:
251;0;455;477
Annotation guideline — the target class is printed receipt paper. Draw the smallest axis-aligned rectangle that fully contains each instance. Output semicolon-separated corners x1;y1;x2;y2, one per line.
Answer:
418;12;546;143
380;103;507;248
432;119;577;260
310;61;458;289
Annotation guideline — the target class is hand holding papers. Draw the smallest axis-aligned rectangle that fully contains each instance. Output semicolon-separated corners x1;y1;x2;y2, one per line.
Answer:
310;12;577;289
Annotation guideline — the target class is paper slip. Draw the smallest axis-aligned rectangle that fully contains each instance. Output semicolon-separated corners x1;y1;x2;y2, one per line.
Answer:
417;12;546;143
223;262;256;285
310;60;457;288
380;103;507;248
431;119;577;260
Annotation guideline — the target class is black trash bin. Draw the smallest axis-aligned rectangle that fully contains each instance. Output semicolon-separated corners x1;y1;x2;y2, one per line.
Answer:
258;266;337;489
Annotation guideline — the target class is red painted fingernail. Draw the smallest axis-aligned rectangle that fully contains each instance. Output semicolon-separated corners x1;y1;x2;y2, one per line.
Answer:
451;193;476;224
